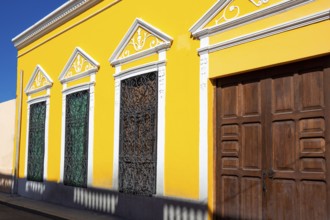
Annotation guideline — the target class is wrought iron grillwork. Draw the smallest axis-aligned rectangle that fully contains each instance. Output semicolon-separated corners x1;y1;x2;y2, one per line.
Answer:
119;71;158;196
64;90;89;187
27;101;46;182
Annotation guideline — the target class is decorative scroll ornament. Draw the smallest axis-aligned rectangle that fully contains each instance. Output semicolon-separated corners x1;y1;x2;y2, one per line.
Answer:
249;0;269;7
204;0;276;27
119;27;164;59
65;54;95;78
31;70;51;90
216;0;240;24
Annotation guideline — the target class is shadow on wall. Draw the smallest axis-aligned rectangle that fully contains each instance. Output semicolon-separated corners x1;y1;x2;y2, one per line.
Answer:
17;178;208;220
0;173;13;193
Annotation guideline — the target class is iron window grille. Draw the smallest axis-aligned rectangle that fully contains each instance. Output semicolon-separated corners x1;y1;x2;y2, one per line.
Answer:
27;101;46;182
64;90;89;187
119;71;158;196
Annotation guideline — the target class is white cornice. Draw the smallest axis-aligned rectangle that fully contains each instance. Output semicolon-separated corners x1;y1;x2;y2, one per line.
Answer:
198;9;330;54
190;0;313;38
12;0;102;50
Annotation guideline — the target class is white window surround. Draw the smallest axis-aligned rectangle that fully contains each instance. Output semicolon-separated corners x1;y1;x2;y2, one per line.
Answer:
24;65;53;182
109;18;172;196
112;57;167;196
59;47;99;187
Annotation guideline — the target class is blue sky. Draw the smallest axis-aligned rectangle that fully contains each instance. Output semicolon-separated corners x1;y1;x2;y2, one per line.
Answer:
0;1;67;103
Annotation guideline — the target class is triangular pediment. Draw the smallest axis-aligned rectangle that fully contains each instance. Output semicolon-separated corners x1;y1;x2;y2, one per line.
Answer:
25;65;53;95
109;18;173;66
190;0;306;37
59;47;99;83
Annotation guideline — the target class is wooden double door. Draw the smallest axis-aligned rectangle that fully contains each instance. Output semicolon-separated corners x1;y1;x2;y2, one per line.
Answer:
215;56;330;219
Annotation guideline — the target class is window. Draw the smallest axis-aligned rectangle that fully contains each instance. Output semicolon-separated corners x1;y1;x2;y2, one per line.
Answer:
27;101;46;182
25;65;53;182
59;47;99;187
64;90;90;187
119;72;158;195
110;19;172;195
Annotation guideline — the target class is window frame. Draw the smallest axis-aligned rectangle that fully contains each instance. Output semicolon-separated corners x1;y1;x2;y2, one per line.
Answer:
112;59;167;196
25;96;50;182
59;47;99;187
24;65;53;182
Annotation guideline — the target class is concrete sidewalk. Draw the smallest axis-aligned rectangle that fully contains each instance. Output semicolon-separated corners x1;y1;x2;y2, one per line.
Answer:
0;192;123;220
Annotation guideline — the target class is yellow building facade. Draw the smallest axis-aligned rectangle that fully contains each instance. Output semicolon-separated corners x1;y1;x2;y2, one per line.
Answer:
12;0;330;219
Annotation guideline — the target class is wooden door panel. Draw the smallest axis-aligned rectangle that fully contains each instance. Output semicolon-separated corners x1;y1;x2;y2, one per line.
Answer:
272;76;294;114
300;181;327;220
222;85;239;118
221;124;239;139
272;120;296;172
269;180;297;220
300;158;326;173
241;177;262;220
221;141;239;157
242;82;261;116
221;176;240;219
222;158;239;170
301;71;324;110
242;123;262;170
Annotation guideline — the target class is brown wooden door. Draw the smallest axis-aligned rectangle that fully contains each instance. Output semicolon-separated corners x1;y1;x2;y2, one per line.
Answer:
215;56;330;220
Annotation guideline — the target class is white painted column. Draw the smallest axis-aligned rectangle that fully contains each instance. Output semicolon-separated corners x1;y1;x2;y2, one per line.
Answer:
43;93;50;181
156;50;166;195
199;36;209;201
112;65;121;190
87;81;95;187
24;105;31;177
60;89;67;183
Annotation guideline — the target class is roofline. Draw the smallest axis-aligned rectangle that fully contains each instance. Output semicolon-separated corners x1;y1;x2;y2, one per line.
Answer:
12;0;102;50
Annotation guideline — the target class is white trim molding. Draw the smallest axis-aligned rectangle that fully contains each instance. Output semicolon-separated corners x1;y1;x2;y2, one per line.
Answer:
190;0;313;38
24;66;52;182
59;48;99;187
198;9;330;54
109;18;173;66
12;0;102;50
199;37;209;202
110;20;172;195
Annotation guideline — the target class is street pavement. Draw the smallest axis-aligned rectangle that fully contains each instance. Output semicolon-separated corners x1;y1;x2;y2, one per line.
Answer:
0;192;122;220
0;203;53;220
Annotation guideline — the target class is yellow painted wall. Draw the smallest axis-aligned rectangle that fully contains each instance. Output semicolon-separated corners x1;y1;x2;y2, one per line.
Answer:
16;0;215;200
209;20;330;77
